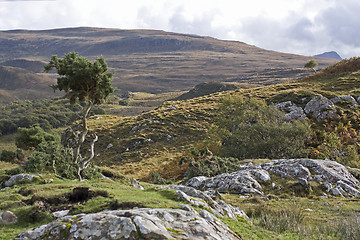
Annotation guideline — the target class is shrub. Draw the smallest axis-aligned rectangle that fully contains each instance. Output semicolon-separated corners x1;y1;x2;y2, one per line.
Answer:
25;141;101;180
0;150;16;162
180;147;241;178
214;95;311;159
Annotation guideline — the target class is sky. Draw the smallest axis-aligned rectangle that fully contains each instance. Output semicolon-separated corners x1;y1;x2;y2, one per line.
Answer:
0;0;359;58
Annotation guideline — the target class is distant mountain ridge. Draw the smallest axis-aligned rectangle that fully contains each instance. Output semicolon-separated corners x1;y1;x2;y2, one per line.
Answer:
0;27;338;103
314;51;342;60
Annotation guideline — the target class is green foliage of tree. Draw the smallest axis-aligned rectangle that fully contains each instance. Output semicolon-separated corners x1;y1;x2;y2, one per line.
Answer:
214;95;311;159
15;124;58;150
44;52;114;180
304;60;318;72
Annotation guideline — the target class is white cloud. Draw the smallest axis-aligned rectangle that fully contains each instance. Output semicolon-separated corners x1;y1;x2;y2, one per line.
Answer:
0;0;359;58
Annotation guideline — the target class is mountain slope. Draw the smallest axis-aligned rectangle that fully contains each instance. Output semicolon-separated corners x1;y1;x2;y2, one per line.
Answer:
0;27;338;102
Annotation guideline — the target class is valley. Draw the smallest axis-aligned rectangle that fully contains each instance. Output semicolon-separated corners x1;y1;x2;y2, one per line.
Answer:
1;28;360;240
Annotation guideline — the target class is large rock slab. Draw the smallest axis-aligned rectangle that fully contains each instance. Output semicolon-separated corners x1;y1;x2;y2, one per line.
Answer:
16;208;241;240
185;159;360;197
275;101;306;121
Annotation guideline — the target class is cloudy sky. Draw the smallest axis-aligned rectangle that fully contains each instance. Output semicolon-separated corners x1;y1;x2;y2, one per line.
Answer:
0;0;359;58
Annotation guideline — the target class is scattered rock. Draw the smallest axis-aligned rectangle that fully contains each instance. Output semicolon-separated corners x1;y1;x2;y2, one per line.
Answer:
4;174;40;187
16;208;241;240
0;211;18;225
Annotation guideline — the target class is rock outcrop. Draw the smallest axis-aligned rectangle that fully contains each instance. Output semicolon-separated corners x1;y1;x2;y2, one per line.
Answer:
185;159;360;197
16;207;241;240
275;94;360;122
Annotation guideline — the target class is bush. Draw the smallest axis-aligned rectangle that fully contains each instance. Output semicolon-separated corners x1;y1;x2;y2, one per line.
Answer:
214;95;311;159
15;124;58;150
0;150;16;162
25;141;101;180
180;147;241;178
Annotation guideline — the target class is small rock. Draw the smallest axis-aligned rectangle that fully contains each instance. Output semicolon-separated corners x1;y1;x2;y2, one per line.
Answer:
44;178;54;184
106;143;113;149
0;211;18;225
52;210;70;218
298;178;309;187
131;178;144;190
323;182;332;192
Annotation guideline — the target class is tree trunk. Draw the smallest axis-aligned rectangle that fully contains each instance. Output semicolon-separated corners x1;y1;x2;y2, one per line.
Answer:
77;133;98;181
73;101;93;164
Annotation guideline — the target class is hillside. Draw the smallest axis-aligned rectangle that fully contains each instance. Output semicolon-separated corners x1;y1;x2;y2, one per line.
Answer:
1;58;360;240
0;27;338;102
0;66;58;102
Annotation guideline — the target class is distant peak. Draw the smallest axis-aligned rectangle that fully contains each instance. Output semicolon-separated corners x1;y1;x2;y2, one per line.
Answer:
314;51;342;60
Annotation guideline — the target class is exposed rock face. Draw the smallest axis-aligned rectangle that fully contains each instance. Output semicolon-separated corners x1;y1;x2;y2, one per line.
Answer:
3;174;40;187
275;101;306;121
185;159;360;197
185;167;270;195
304;96;336;121
0;211;18;225
16;208;241;240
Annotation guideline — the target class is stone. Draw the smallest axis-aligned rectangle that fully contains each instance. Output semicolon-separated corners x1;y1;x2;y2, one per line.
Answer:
275;101;306;121
0;211;18;225
331;95;357;104
131;178;144;190
4;174;40;187
16;208;241;240
298;178;309;187
304;96;336;121
52;210;70;218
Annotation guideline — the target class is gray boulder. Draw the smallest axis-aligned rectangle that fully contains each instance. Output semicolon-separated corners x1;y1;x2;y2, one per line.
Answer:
275;101;306;121
16;208;241;240
331;95;357;104
0;211;18;225
304;96;336;121
4;174;40;187
185;168;270;195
